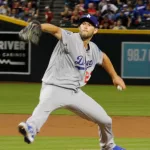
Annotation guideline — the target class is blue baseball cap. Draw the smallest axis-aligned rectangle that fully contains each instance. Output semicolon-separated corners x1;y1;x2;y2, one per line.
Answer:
79;14;99;28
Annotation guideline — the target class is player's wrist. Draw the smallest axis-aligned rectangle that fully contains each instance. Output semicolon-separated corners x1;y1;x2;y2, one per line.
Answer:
111;73;118;80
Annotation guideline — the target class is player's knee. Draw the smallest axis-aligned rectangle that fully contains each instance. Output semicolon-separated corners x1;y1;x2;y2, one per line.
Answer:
105;116;112;125
98;116;112;126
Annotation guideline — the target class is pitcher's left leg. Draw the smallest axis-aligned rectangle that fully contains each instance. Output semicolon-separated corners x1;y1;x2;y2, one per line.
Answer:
68;89;115;150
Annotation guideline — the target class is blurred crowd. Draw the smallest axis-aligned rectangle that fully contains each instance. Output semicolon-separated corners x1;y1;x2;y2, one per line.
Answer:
60;0;150;29
0;0;39;22
1;0;150;29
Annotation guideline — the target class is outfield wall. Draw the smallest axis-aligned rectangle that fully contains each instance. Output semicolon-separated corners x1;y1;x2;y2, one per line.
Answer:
0;16;150;85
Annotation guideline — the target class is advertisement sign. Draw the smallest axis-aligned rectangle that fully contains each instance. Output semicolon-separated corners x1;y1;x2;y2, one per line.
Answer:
0;32;31;74
121;42;150;79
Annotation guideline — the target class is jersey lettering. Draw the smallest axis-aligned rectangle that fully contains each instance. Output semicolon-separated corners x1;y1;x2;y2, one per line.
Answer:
75;56;93;70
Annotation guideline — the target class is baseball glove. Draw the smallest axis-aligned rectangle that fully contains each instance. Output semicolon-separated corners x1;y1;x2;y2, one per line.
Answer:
19;20;42;45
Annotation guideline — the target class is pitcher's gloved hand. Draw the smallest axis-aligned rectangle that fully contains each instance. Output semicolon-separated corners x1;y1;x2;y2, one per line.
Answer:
19;20;42;45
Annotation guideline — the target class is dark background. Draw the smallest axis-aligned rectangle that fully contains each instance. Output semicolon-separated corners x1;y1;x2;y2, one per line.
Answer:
0;20;150;85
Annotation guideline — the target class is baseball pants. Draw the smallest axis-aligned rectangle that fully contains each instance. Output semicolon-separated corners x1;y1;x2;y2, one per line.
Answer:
26;83;115;149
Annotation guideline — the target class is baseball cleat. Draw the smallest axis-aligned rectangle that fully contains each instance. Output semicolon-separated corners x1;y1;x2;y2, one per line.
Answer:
113;145;125;150
18;122;35;144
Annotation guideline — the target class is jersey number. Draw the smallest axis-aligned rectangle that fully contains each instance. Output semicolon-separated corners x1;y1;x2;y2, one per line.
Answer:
84;71;91;83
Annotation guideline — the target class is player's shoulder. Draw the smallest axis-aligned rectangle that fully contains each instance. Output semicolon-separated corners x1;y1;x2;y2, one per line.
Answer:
61;28;74;36
89;41;100;51
90;41;97;47
89;42;103;56
61;29;79;40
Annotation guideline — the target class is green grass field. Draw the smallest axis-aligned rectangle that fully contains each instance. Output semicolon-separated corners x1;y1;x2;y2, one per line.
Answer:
0;137;150;150
0;83;150;150
0;83;149;116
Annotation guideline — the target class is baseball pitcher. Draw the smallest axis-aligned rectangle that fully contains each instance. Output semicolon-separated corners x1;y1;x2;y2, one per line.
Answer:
18;14;126;150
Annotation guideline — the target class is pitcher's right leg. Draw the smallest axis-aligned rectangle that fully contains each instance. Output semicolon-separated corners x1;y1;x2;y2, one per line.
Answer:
18;84;57;143
18;84;71;144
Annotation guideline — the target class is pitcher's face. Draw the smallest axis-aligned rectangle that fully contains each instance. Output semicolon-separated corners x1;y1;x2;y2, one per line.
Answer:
79;22;98;40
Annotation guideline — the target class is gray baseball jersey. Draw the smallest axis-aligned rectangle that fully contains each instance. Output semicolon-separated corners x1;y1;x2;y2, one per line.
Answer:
42;29;103;90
